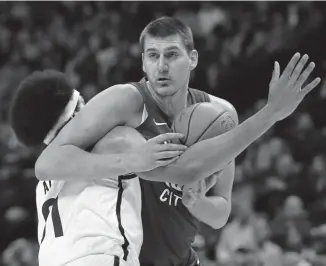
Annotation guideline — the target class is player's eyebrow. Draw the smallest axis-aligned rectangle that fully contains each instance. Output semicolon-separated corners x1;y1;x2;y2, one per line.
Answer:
145;48;158;53
165;46;181;51
145;46;181;53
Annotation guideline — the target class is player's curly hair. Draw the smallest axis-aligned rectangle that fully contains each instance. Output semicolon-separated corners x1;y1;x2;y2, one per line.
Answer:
10;69;74;147
139;16;194;54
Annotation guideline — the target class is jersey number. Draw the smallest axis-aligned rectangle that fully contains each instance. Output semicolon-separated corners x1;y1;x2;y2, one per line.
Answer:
41;197;63;242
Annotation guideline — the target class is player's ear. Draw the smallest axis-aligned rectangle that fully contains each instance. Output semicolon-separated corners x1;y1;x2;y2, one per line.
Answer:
142;53;146;73
189;50;198;71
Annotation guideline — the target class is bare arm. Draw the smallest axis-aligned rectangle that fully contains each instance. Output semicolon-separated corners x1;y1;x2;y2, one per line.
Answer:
36;83;186;181
137;54;320;185
182;161;235;229
37;54;319;184
35;84;145;180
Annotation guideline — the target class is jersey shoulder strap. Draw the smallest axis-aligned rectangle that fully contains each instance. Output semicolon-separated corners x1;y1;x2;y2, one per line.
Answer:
129;78;151;107
188;88;211;104
129;78;168;121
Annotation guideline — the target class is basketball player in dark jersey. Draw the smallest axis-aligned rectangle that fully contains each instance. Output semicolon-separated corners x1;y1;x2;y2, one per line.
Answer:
129;77;236;266
35;16;320;266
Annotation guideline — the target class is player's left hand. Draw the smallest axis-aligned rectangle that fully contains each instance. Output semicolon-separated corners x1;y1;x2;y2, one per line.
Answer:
182;171;222;208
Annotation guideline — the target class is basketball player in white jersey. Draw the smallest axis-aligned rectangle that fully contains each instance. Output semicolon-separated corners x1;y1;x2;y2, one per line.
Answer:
9;70;187;266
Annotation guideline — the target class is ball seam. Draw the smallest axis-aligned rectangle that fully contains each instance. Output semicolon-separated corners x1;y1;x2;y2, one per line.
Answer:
193;110;228;144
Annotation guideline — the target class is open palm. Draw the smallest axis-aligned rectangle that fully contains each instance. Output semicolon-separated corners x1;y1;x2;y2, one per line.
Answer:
267;53;321;121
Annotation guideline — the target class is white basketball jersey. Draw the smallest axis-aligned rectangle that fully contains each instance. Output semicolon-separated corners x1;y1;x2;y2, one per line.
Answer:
36;174;142;266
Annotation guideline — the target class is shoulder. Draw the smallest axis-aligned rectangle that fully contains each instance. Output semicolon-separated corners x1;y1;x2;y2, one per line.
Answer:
208;94;238;125
188;88;210;103
96;83;143;103
86;83;144;113
48;83;144;148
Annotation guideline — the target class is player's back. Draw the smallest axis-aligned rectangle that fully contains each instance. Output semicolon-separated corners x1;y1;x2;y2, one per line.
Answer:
37;127;144;266
131;79;211;266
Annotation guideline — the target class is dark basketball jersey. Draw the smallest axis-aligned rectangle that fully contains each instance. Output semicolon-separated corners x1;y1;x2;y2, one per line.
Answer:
131;79;210;266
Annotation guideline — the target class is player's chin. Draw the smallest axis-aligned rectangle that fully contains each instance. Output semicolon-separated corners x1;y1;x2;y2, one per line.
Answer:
156;84;177;97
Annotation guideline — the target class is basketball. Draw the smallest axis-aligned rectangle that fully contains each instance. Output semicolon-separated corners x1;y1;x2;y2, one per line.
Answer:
172;102;236;146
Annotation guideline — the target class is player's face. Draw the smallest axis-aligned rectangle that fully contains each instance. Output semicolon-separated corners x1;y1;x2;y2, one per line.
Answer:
142;34;198;97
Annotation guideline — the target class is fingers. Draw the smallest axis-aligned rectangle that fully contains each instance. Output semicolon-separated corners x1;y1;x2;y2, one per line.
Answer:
155;151;184;160
281;52;301;80
183;189;198;208
274;61;280;80
270;61;280;85
288;54;309;86
157;143;187;152
295;62;316;88
279;53;319;97
156;156;180;166
151;133;185;144
299;77;321;98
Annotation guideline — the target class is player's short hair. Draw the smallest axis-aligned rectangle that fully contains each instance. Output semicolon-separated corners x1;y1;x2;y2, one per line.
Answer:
10;69;74;146
139;16;194;54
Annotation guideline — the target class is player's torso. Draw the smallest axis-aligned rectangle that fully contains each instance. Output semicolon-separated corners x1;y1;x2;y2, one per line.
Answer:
132;80;210;266
36;175;142;266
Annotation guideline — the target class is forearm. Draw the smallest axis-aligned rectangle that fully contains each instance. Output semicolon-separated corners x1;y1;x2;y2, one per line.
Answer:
188;196;231;229
187;162;234;229
142;106;276;185
35;145;130;181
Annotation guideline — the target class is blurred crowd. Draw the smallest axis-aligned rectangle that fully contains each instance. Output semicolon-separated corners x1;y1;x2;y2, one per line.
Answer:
1;1;326;266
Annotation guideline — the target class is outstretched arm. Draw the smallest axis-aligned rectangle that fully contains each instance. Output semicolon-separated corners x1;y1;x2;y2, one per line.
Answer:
137;53;320;185
36;54;320;186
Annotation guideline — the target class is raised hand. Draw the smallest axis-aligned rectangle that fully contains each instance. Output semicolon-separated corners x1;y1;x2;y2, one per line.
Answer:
267;53;321;121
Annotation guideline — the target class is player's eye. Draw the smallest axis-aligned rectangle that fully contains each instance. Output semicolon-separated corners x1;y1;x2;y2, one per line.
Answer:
166;52;178;58
148;53;159;59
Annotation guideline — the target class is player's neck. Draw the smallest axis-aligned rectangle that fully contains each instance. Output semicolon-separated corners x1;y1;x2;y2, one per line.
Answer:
147;82;189;120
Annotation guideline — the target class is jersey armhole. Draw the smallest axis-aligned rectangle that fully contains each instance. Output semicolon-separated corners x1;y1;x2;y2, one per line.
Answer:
141;104;148;124
129;81;149;126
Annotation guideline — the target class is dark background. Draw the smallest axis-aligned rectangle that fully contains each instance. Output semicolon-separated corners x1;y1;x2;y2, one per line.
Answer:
1;1;326;265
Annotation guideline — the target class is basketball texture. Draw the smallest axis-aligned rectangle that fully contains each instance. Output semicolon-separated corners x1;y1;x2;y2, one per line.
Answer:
172;102;236;146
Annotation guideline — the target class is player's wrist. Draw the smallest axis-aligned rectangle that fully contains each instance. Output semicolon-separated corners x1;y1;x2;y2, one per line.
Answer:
119;153;134;174
259;104;280;125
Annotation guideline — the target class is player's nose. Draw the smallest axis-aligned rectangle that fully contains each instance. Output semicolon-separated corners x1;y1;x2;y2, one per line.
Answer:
157;55;168;72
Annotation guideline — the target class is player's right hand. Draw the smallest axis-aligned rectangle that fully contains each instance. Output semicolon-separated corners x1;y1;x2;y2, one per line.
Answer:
127;133;187;172
266;53;321;122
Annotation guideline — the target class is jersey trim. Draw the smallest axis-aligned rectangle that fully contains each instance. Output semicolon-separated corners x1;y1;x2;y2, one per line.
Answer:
52;196;63;237
114;255;120;266
116;173;137;261
120;173;137;180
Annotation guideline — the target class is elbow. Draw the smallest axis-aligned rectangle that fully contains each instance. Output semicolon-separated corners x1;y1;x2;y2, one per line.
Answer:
211;215;230;230
211;202;232;230
215;211;231;229
35;156;50;181
35;149;57;181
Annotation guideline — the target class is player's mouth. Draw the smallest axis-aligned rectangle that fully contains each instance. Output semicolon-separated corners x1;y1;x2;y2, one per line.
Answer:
156;77;170;84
